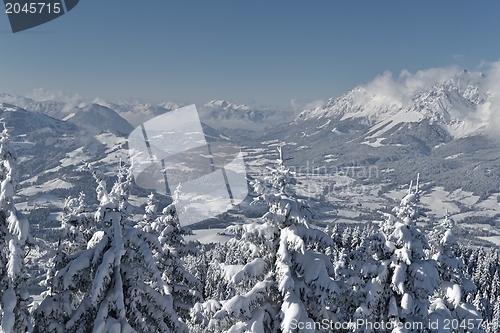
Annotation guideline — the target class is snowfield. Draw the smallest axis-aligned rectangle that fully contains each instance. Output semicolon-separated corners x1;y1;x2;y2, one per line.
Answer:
185;228;232;244
19;178;73;196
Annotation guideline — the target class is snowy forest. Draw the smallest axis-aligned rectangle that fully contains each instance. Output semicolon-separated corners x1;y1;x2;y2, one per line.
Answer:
0;124;498;333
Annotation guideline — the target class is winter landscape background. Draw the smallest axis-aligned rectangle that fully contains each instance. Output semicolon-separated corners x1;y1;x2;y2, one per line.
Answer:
0;64;499;331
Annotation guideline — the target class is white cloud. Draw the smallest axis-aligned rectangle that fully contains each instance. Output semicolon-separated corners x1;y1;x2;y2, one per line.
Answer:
337;62;500;139
482;60;500;139
26;88;86;111
366;60;500;140
357;66;462;107
305;99;325;110
477;60;490;69
290;98;325;112
26;88;82;103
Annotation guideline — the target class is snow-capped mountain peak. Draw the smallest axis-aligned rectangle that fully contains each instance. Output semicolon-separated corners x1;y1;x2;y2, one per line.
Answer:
204;100;253;112
296;70;491;139
92;99;182;127
0;94;36;108
202;100;265;122
296;85;404;125
205;99;230;108
158;101;181;110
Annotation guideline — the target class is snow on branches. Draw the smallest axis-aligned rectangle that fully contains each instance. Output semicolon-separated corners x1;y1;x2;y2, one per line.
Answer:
0;124;32;333
34;165;186;333
428;212;483;332
193;146;342;332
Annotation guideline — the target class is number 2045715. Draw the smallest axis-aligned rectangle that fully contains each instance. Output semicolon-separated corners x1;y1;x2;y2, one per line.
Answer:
5;2;61;14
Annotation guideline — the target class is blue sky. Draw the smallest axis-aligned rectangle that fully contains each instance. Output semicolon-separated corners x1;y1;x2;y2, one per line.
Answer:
1;1;500;110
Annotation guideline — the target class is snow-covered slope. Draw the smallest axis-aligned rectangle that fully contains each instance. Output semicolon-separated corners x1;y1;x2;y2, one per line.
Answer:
0;94;143;132
296;85;402;124
0;103;76;135
0;93;81;119
93;99;182;127
64;104;134;135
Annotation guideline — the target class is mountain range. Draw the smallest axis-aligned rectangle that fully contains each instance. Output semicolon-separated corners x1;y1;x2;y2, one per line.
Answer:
237;70;500;200
1;69;500;237
295;70;489;140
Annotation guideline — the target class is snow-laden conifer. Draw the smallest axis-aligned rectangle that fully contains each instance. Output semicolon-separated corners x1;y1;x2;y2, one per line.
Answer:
192;147;342;333
34;165;186;333
350;176;441;332
40;191;95;306
0;124;33;333
142;192;159;225
61;192;95;255
428;211;484;332
137;185;202;322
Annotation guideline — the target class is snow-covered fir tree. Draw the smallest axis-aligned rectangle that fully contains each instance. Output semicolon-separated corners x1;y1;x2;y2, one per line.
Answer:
340;221;393;330
469;249;496;323
40;192;95;305
141;192;159;225
490;299;500;333
137;185;203;323
428;211;483;332
0;124;33;333
322;223;379;327
191;146;342;333
60;192;95;255
458;245;500;332
34;165;187;333
264;146;297;195
202;242;240;304
349;176;442;332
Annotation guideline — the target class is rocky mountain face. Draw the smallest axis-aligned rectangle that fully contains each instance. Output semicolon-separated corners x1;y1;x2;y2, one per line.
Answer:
295;70;489;141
